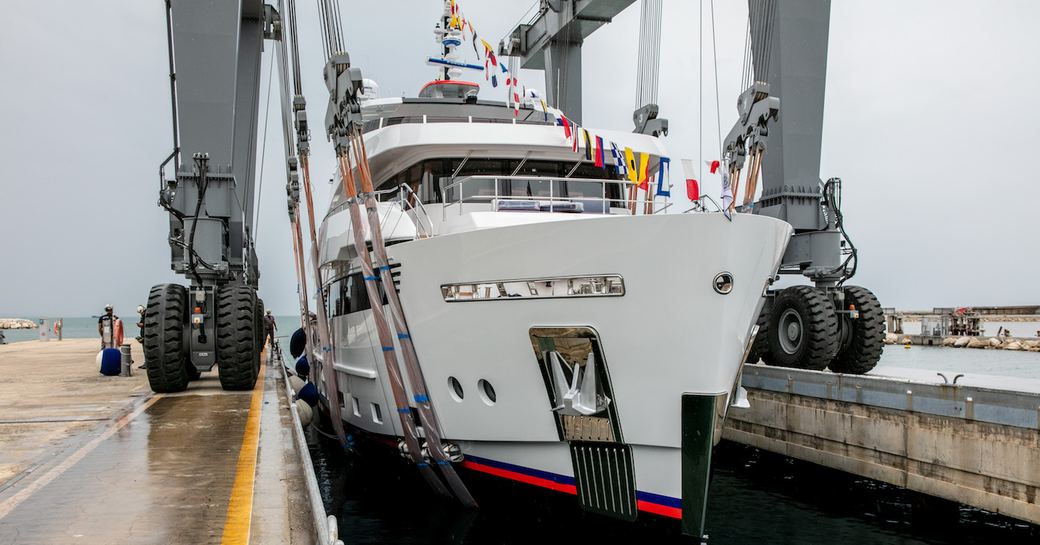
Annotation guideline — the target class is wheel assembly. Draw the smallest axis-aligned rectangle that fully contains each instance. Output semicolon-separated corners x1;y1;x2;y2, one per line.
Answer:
216;284;260;391
828;286;884;374
763;285;839;370
143;283;191;393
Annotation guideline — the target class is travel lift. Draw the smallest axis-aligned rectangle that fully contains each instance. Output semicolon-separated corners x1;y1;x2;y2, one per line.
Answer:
152;0;476;506
147;0;275;393
503;0;884;374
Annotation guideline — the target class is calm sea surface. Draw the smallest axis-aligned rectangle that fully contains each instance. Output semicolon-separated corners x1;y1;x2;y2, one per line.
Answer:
0;315;304;344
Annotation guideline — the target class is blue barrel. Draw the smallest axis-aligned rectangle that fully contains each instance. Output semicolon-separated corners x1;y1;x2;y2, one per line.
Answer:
99;348;122;376
289;328;307;359
295;355;310;379
296;382;319;407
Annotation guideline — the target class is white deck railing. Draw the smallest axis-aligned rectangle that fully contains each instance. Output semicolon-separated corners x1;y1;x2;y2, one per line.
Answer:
440;175;671;220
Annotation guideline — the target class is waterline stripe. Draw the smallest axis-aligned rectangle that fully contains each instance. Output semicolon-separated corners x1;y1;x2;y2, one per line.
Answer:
461;454;682;519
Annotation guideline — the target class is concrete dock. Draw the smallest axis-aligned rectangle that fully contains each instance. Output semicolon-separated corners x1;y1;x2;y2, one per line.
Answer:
726;363;1040;525
0;339;318;544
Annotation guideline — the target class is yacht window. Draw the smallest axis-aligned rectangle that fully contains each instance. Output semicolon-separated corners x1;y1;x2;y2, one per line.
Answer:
375;158;624;206
418;81;480;99
426;116;467;123
327;272;392;317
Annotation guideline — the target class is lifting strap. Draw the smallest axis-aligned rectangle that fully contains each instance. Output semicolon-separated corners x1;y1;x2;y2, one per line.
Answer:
298;155;347;445
351;128;477;506
335;148;452;499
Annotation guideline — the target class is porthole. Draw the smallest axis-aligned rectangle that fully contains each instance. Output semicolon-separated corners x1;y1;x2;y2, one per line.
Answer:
448;376;464;402
478;379;497;406
713;272;734;295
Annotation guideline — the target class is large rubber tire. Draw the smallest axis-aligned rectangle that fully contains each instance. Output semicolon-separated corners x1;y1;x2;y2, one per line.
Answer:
216;285;260;391
143;284;190;393
763;285;839;371
746;306;771;364
828;286;884;374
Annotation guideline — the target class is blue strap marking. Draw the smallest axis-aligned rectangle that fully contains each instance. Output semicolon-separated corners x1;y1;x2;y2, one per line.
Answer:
363;275;379;281
381;346;395;352
378;265;392;271
397;333;410;340
397;407;411;414
436;460;449;466
416;462;429;468
413;394;429;403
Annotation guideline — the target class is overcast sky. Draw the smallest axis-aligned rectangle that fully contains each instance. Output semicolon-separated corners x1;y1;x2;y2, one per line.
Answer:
1;0;1037;317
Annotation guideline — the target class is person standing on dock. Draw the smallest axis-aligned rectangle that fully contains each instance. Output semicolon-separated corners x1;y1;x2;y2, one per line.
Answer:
135;305;146;368
98;305;118;349
134;305;145;343
263;310;277;349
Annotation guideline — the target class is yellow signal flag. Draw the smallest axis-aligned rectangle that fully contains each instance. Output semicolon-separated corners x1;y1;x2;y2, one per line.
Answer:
624;147;637;183
637;152;650;189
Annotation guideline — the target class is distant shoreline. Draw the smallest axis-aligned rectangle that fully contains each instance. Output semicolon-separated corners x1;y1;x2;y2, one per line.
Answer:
899;315;1040;323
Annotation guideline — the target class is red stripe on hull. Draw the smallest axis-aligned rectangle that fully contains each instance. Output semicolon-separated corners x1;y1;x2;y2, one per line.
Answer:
462;460;577;495
636;500;682;519
462;460;682;519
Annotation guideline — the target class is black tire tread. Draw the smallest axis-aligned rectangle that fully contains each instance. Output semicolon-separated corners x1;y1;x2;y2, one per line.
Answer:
746;307;771;364
829;286;884;374
764;285;839;371
143;284;190;393
216;285;260;391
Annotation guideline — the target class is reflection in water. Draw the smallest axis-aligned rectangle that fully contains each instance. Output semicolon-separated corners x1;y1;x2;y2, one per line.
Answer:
311;438;1039;545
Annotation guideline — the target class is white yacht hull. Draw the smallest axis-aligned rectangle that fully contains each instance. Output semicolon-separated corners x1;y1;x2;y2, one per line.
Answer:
319;211;791;522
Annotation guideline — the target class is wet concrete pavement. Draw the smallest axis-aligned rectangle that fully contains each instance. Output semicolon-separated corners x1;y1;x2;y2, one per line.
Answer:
0;340;314;544
0;339;149;488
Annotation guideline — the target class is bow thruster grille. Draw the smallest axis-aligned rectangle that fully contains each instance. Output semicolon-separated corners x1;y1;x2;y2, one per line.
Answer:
569;442;637;521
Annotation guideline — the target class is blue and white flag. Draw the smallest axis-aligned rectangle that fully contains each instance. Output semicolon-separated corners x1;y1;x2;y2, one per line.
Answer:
655;156;671;197
610;143;627;178
720;168;733;220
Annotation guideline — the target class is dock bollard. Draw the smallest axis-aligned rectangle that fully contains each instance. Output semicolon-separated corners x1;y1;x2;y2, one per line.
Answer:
119;344;133;377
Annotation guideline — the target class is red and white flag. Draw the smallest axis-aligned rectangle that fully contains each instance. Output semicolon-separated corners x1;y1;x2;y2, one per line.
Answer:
681;159;700;201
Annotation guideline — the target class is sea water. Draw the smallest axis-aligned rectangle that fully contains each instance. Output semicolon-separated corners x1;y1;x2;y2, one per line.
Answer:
0;316;143;344
0;315;303;345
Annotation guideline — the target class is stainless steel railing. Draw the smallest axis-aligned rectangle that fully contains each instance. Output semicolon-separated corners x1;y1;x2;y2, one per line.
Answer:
440;175;671;220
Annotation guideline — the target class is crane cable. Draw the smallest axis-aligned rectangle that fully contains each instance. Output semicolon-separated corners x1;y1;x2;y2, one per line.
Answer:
635;0;662;110
710;0;722;160
252;52;276;244
281;0;346;447
699;0;703;185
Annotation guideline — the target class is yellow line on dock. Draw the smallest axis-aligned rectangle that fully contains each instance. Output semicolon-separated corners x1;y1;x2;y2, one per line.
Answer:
0;393;162;521
219;361;267;545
